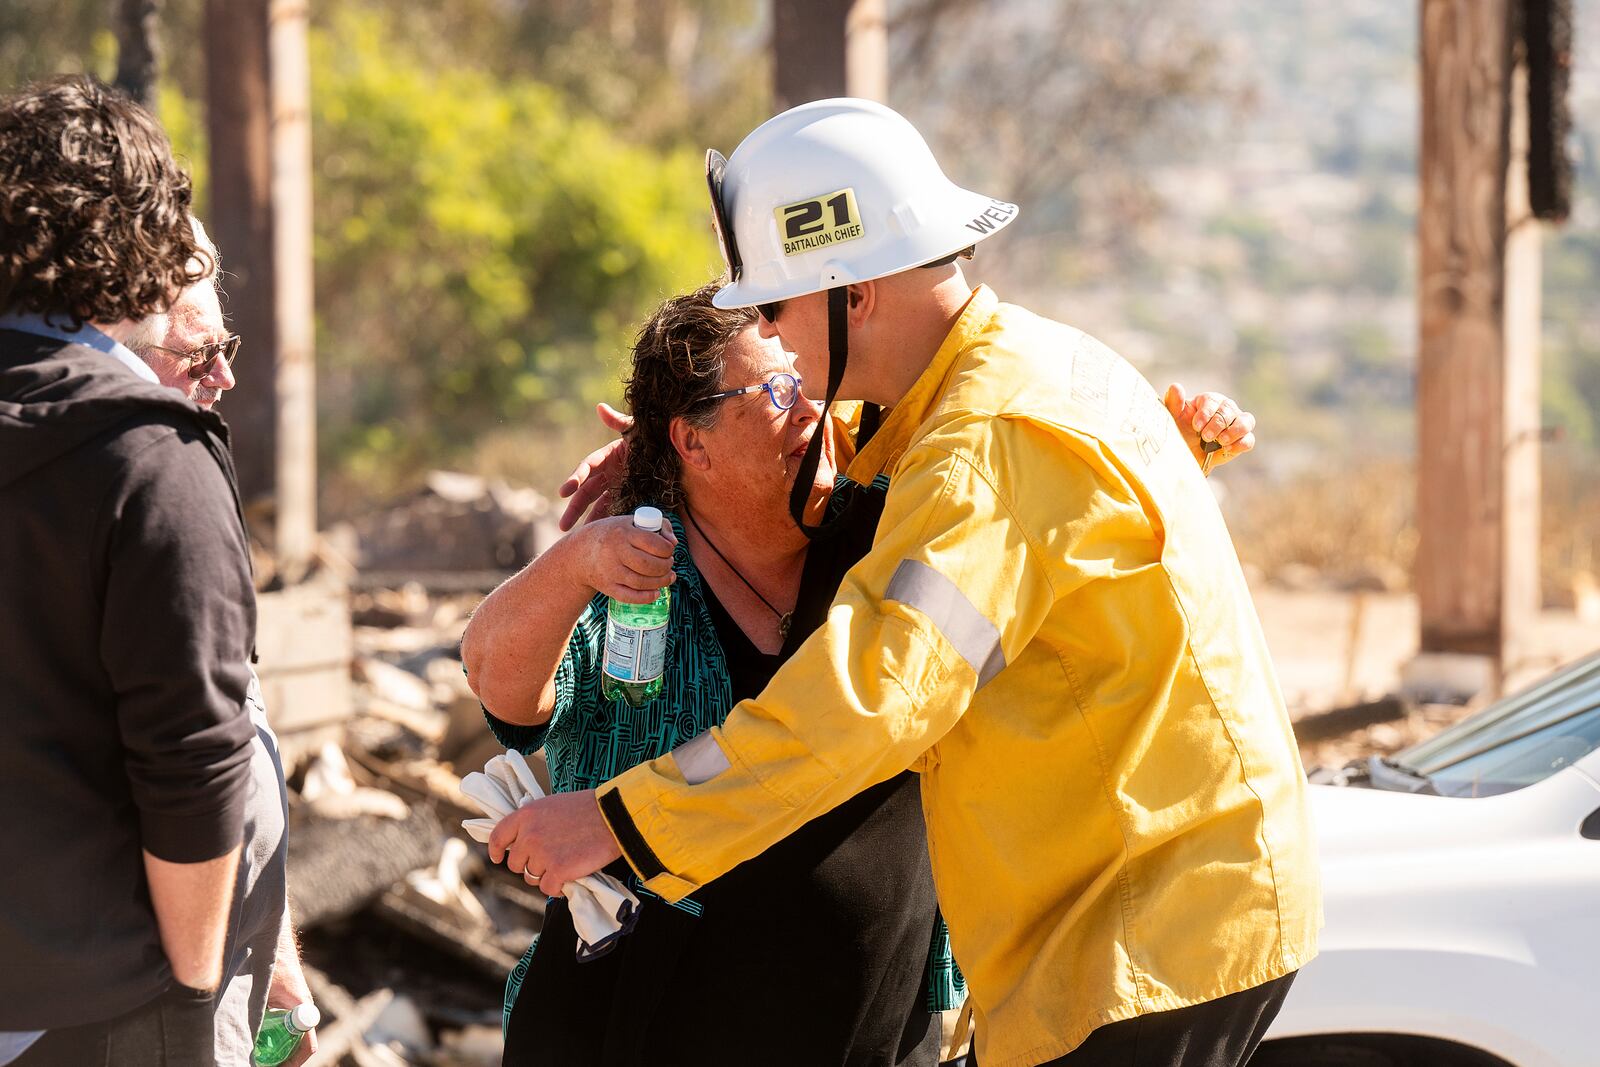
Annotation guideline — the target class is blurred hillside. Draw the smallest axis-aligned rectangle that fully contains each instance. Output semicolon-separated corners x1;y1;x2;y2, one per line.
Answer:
971;0;1600;471
3;0;1597;592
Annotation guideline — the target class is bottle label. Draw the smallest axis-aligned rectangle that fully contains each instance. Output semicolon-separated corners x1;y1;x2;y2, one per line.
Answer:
604;619;668;683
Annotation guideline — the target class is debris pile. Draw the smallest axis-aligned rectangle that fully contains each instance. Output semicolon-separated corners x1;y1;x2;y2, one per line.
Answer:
1299;699;1481;775
274;489;540;1066
347;471;558;581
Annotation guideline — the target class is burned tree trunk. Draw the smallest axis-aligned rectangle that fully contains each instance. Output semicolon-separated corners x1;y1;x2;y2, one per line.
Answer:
1414;0;1542;694
772;0;887;109
1522;0;1574;221
113;0;163;110
205;0;318;582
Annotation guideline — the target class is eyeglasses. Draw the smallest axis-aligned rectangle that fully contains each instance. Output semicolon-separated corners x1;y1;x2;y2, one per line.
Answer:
146;335;242;380
704;372;803;411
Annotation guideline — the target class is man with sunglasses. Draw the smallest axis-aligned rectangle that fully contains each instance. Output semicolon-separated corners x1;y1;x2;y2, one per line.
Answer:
493;98;1318;1067
124;220;241;411
119;218;319;1066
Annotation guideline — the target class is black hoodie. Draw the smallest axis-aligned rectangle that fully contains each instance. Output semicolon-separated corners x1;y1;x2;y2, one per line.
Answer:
0;328;257;1030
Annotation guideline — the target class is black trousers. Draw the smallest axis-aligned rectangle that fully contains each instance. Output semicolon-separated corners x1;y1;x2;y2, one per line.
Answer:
972;973;1295;1067
11;983;217;1067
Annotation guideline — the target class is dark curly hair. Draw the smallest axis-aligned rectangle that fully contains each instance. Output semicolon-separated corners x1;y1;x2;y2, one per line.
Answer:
0;75;209;328
615;283;758;513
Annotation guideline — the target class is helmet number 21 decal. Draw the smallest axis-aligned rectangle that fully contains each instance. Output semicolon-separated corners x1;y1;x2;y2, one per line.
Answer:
775;188;864;257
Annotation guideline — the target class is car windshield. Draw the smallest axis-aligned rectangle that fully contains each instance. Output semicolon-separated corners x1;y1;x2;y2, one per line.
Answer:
1386;652;1600;798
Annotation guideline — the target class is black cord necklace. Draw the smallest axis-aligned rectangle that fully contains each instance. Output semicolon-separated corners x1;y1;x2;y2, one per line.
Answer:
681;505;794;640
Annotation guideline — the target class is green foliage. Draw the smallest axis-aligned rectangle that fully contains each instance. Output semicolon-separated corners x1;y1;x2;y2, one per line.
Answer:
307;8;722;503
1542;182;1600;454
1;0;746;508
1339;321;1393;376
1233;323;1292;415
323;0;770;154
1543;316;1600;450
156;79;207;203
1344;223;1408;297
0;1;106;86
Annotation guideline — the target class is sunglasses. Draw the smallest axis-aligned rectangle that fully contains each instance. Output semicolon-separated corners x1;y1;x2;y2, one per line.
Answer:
146;334;242;380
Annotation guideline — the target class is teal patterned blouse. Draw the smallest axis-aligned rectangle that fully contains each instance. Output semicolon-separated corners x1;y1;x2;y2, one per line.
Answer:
485;502;965;1032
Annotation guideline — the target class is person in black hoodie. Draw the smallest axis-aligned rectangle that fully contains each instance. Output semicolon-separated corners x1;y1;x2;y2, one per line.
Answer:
0;76;258;1067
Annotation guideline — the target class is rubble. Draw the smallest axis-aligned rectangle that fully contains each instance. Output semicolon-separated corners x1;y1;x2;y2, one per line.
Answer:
437;1025;504;1067
355;657;451;746
355;657;436;714
1300;700;1484;773
277;570;545;1065
364;995;432;1057
405;839;493;928
301;742;412;822
1292;696;1408;745
300;966;395;1067
288;804;442;929
351;583;433;629
347;470;557;576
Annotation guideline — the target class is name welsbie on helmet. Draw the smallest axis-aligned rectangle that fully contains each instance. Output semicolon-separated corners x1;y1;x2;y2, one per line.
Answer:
966;199;1018;236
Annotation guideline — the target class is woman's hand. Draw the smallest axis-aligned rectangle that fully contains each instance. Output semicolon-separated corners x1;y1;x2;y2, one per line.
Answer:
1164;384;1257;472
574;513;677;604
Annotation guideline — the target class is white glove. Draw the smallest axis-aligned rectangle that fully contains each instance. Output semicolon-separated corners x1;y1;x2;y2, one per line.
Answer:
460;750;640;960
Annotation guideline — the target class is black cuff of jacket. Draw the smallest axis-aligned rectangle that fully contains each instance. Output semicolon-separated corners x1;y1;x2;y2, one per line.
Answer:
598;788;665;880
157;979;223;1067
165;980;221;1004
483;704;550;756
138;794;247;864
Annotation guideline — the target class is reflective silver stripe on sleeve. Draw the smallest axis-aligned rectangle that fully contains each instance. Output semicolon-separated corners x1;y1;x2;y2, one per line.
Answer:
884;559;1006;688
672;730;731;785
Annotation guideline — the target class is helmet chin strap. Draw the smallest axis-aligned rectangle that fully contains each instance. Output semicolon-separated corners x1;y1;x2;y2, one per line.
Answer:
788;287;880;540
857;398;882;447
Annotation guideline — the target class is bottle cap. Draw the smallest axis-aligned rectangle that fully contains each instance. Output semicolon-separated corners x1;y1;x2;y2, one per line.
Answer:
632;506;664;532
289;1003;321;1032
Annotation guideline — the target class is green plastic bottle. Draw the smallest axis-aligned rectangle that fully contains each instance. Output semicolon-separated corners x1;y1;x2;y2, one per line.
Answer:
602;506;671;707
252;1003;320;1066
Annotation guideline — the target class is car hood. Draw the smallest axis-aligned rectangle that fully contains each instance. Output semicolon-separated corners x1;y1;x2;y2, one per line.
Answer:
1308;771;1600;860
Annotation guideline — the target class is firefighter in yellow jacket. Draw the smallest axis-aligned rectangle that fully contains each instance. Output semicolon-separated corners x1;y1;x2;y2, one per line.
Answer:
487;99;1321;1067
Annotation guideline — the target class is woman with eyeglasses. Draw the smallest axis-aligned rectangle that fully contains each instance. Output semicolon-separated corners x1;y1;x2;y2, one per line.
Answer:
462;283;1256;1066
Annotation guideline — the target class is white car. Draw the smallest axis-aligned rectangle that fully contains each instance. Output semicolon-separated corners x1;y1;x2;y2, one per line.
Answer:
1255;652;1600;1067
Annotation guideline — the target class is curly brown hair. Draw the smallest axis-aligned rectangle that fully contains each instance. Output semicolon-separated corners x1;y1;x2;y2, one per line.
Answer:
0;75;208;328
615;283;758;514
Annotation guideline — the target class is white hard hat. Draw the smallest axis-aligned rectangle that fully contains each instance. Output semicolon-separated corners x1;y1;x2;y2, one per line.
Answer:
707;98;1018;310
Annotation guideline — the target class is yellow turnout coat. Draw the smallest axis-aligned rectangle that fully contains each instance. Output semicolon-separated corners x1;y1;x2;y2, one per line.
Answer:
597;286;1320;1066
